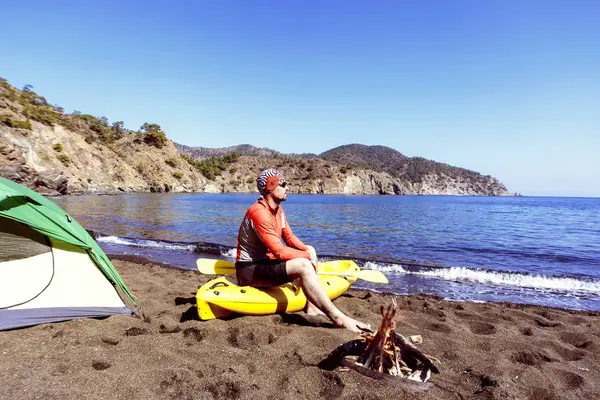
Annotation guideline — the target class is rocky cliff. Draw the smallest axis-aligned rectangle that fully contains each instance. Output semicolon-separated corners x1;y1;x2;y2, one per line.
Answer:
0;78;514;196
0;80;208;195
196;154;512;196
0;124;207;195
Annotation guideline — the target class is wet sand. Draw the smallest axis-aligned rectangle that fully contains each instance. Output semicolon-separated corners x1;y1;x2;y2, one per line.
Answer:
1;258;599;400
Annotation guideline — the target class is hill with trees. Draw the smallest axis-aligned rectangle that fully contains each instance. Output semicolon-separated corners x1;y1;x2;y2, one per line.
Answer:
0;77;514;196
321;144;496;185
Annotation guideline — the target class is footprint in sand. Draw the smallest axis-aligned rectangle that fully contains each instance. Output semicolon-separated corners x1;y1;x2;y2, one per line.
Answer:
468;321;497;335
555;369;585;390
520;327;534;336
455;311;475;319
92;360;111;371
101;336;121;345
159;324;182;334
125;327;149;336
182;327;204;343
51;330;66;339
533;310;560;321
425;322;452;334
535;319;562;328
559;332;594;350
205;380;242;400
227;326;277;350
552;344;587;362
424;308;446;318
512;350;557;366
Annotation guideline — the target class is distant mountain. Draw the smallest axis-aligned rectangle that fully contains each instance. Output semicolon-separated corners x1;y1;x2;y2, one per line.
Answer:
321;144;492;184
320;144;408;172
177;142;513;196
174;143;279;159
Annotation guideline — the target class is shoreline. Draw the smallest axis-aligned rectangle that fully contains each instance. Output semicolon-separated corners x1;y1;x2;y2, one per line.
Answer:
2;259;599;399
106;254;600;314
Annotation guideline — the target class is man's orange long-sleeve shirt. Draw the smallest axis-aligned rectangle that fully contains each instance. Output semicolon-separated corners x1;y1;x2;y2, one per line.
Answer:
236;198;310;263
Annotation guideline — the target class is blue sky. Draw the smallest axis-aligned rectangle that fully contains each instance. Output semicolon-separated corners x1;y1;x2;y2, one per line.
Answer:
1;1;598;196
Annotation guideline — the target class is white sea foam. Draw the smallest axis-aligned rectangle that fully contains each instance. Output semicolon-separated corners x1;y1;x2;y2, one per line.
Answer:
364;261;408;273
97;236;196;252
221;248;237;259
364;262;600;293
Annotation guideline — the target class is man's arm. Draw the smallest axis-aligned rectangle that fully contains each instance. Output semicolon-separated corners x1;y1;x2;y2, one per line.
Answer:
251;208;310;260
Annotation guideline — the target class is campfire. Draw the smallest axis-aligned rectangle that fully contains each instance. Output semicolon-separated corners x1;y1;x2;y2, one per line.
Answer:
319;299;441;389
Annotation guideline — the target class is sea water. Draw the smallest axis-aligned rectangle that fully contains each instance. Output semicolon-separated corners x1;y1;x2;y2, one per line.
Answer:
53;194;600;311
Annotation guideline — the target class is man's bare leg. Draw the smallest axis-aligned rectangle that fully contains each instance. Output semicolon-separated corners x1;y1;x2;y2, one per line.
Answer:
286;259;370;333
305;301;325;316
293;278;325;316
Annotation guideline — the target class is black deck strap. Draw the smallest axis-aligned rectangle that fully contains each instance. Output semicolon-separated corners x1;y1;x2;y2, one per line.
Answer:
209;281;229;290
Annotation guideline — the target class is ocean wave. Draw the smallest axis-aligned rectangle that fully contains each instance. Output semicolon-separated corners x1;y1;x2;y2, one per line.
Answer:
94;234;230;256
442;245;599;266
94;233;600;295
97;236;197;252
364;262;600;294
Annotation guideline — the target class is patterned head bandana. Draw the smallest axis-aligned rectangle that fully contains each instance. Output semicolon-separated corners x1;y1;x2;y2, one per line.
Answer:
257;168;285;196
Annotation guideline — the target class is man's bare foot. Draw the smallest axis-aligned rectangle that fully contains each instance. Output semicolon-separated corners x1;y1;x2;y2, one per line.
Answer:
333;314;371;333
304;301;325;316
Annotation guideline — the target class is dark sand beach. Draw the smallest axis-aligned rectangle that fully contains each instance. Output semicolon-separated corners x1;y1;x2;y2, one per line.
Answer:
2;258;599;400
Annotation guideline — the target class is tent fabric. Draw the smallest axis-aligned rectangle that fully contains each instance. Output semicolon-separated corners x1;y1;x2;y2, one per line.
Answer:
0;177;135;304
0;177;140;330
0;307;132;331
0;252;55;308
1;239;129;310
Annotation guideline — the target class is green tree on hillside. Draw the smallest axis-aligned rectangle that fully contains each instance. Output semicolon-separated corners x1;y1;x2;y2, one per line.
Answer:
111;121;125;139
140;122;168;148
18;84;61;125
73;113;113;142
181;152;240;180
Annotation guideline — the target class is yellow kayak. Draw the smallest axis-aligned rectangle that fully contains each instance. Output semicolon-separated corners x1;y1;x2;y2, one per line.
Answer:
196;260;359;320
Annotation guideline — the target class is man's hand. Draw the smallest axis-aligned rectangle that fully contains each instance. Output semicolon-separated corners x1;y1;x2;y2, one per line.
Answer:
306;245;318;271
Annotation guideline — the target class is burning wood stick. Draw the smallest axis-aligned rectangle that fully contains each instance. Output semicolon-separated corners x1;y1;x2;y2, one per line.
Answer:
359;300;396;370
392;334;401;375
358;299;399;372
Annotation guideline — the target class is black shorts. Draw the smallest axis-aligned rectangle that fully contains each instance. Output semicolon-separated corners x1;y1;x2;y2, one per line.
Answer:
235;259;289;287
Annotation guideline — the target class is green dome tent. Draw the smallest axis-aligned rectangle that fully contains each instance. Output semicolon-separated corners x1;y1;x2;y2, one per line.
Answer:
0;177;139;330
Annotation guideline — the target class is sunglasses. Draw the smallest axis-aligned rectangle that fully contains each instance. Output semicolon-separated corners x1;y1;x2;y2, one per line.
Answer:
279;182;288;188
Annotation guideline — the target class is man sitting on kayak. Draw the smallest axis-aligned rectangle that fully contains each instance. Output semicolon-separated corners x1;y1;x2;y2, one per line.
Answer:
235;168;370;333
